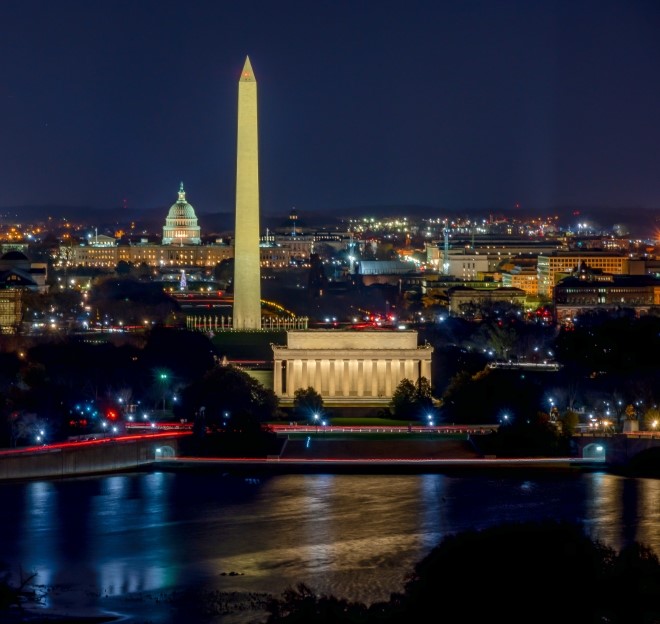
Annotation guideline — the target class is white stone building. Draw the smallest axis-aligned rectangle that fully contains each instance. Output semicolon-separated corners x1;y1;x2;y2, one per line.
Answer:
272;329;433;406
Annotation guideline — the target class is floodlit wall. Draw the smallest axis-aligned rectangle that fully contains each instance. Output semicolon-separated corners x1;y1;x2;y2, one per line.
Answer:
0;436;182;481
285;330;419;350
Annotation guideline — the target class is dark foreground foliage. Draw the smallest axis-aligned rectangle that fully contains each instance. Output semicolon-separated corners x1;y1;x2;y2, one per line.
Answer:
265;519;660;624
0;567;40;611
475;414;573;457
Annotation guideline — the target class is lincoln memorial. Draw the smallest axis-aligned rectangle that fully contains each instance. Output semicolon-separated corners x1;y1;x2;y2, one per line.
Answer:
271;330;433;405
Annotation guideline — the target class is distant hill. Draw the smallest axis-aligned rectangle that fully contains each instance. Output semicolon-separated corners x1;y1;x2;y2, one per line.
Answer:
1;203;656;238
329;204;658;238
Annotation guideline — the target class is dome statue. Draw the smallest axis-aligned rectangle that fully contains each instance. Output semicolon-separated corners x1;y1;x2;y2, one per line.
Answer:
162;182;202;245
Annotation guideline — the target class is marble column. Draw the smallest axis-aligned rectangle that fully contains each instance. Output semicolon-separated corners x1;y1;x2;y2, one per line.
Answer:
364;360;373;397
421;358;431;381
341;360;350;397
385;361;392;396
329;361;336;397
274;359;282;395
357;360;365;397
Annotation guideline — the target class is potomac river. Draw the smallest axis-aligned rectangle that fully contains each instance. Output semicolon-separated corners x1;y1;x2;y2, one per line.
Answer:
1;468;659;623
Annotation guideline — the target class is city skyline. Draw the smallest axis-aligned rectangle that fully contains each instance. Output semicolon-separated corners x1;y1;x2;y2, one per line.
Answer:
1;1;659;221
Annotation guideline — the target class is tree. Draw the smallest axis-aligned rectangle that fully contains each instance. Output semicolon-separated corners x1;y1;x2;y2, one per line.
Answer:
136;261;152;280
390;378;417;420
265;583;368;623
178;363;281;458
115;260;132;275
88;276;180;326
478;409;569;458
389;377;433;422
0;565;42;612
414;377;433;414
393;520;657;624
213;259;234;288
180;364;279;433
307;254;327;298
293;387;324;421
560;408;580;436
264;520;660;624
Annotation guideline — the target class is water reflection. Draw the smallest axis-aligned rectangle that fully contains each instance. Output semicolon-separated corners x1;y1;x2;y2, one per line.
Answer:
584;474;660;553
91;472;175;595
636;478;660;549
1;470;659;619
23;481;57;590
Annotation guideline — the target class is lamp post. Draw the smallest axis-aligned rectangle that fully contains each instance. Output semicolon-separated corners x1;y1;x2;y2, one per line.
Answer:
313;413;319;433
157;371;170;412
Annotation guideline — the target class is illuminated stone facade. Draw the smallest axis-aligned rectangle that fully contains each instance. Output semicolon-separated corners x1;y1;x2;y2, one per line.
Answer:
0;250;47;333
447;285;526;315
65;242;233;269
272;330;433;405
162;183;201;245
537;252;631;297
501;267;539;296
0;289;22;334
553;271;660;322
232;56;262;330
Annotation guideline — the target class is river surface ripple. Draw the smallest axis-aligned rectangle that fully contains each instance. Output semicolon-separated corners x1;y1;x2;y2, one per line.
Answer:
1;470;659;623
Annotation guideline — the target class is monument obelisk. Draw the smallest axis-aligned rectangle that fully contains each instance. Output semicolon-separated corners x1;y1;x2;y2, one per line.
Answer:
232;56;261;330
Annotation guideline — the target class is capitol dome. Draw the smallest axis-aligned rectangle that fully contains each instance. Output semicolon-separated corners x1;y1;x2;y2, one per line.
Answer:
162;182;202;245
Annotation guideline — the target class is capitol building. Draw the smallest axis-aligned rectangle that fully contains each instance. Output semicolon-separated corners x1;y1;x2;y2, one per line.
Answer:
161;183;201;245
59;183;331;271
61;184;231;270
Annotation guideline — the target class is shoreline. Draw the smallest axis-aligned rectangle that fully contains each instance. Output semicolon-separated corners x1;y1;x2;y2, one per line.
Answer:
3;586;274;624
156;456;608;475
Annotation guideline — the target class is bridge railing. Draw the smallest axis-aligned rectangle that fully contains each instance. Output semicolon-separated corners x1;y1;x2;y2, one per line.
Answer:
269;424;498;435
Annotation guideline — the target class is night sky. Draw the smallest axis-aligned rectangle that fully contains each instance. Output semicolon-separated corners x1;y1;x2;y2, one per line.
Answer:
1;0;659;220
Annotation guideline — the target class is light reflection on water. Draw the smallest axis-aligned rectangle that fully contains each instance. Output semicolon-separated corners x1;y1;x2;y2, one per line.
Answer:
583;472;660;550
90;472;174;595
1;470;659;620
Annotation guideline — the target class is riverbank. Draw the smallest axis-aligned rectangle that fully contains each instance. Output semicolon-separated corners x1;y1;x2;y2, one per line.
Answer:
3;587;272;624
158;436;606;475
0;435;609;482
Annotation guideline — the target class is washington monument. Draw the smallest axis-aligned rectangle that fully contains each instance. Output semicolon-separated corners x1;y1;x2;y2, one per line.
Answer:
232;56;261;330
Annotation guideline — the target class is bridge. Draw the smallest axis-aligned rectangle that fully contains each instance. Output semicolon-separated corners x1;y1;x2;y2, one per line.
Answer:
573;432;660;471
0;432;189;481
2;428;658;481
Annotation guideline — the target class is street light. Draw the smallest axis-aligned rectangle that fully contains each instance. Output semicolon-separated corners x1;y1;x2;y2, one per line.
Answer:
157;371;171;412
313;413;319;432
